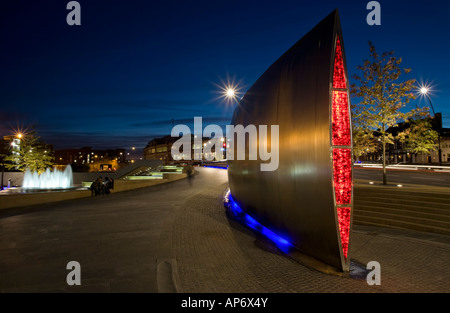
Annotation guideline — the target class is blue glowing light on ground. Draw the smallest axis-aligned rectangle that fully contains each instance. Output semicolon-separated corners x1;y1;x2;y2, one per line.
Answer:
224;190;293;253
203;165;228;169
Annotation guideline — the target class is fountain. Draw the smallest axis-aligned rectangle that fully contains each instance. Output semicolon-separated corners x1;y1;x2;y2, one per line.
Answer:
23;165;73;189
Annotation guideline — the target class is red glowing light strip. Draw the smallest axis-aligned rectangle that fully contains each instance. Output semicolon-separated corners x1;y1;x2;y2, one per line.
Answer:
332;35;352;261
337;207;351;259
333;149;352;205
333;37;346;89
332;91;351;146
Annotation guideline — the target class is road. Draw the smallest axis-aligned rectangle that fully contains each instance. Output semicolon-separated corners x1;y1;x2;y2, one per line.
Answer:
0;167;228;292
354;167;450;187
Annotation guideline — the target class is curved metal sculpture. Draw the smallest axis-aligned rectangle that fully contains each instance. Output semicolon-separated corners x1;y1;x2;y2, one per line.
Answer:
227;10;353;272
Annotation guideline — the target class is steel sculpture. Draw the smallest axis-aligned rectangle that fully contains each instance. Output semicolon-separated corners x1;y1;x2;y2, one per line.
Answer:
227;10;353;272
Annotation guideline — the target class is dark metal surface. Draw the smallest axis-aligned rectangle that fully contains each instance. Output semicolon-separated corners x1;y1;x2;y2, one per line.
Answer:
228;10;351;271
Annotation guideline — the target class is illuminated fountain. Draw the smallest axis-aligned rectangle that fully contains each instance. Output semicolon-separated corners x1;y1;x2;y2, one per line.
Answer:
23;165;73;189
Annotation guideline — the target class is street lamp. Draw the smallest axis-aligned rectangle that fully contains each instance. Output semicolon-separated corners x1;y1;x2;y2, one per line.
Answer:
419;86;442;165
223;86;240;105
0;155;4;190
215;76;244;106
226;88;235;98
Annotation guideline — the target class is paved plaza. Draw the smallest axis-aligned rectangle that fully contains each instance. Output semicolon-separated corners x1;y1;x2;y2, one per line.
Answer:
1;167;449;293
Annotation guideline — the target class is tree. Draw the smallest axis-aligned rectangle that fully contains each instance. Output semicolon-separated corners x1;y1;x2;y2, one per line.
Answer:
3;131;54;174
352;127;378;161
351;97;379;161
350;41;428;184
398;116;438;156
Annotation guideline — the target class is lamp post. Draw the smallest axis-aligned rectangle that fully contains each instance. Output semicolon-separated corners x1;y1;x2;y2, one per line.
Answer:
224;87;240;105
420;87;442;165
1;157;4;190
217;77;243;106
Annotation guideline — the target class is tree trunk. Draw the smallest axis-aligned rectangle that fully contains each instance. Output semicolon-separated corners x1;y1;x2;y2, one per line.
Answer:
1;164;3;190
382;132;387;185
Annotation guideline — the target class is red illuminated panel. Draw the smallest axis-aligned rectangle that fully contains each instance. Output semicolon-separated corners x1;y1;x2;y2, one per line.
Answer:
337;207;351;259
333;37;346;89
332;91;351;146
333;148;352;205
332;35;352;262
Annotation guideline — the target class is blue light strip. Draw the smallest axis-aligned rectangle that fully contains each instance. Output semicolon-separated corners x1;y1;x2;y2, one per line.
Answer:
203;165;228;169
224;190;293;253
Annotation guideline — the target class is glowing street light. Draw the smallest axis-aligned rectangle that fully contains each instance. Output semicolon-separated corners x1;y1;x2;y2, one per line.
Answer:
418;84;442;165
221;84;240;105
215;76;244;106
419;85;434;112
420;87;429;96
226;88;235;98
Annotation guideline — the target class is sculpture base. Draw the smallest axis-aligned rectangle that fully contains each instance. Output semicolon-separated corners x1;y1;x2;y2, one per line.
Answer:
224;188;348;276
287;250;346;277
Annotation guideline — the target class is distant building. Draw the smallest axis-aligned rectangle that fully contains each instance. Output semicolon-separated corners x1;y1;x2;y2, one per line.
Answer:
143;136;175;163
54;147;127;172
144;135;226;164
2;135;22;159
361;114;450;164
431;128;450;164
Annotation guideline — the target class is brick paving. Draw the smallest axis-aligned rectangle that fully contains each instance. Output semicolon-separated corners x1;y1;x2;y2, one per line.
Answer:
1;167;449;293
171;182;450;293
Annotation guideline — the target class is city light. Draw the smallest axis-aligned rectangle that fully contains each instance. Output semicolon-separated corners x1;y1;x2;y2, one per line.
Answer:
220;84;240;104
420;87;429;95
214;75;244;106
416;82;435;100
226;88;235;98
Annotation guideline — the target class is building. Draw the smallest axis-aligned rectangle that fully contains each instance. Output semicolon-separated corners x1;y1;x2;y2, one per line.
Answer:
144;135;226;164
430;128;450;164
360;114;450;164
143;136;174;163
2;135;22;163
54;147;127;172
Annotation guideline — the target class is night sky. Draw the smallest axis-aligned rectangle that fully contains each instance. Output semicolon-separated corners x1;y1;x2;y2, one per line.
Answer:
1;0;449;152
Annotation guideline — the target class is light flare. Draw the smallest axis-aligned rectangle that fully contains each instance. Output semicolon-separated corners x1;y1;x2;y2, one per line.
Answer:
213;75;244;106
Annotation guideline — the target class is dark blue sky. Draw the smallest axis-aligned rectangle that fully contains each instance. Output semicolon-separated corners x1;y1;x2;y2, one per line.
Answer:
1;0;449;151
